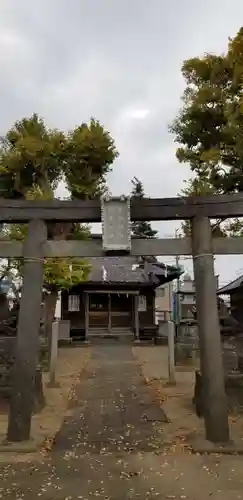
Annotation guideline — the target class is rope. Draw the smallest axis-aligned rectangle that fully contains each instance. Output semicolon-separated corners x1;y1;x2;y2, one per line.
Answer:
22;257;44;263
193;253;213;259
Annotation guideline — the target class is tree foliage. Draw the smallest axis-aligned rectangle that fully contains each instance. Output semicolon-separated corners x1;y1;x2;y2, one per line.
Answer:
130;177;158;238
0;114;118;200
0;113;118;300
170;27;243;235
7;220;91;291
179;177;227;237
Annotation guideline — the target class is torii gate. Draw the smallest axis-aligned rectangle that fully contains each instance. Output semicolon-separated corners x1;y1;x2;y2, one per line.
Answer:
1;193;243;445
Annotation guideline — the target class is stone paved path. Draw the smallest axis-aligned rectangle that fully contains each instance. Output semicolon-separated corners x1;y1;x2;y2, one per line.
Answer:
1;344;243;499
0;345;168;499
52;345;168;455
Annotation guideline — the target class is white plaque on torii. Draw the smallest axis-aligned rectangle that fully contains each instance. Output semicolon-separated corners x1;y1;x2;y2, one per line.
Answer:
101;196;131;252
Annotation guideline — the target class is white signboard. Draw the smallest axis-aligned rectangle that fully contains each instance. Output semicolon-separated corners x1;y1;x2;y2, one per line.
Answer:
138;295;147;312
102;196;131;251
55;291;62;319
68;294;80;312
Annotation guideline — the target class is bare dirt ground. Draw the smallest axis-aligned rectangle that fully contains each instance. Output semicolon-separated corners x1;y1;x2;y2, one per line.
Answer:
133;345;243;447
0;344;90;463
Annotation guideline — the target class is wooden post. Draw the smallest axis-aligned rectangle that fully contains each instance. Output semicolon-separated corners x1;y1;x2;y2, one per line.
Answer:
108;293;111;333
167;320;176;385
85;292;89;340
134;295;139;341
192;216;229;443
7;219;46;442
47;321;60;388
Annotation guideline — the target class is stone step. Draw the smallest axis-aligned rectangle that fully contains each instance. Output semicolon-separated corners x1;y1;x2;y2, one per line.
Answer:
88;329;133;337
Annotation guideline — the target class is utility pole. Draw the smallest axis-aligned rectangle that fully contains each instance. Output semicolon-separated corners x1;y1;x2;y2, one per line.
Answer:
175;229;181;336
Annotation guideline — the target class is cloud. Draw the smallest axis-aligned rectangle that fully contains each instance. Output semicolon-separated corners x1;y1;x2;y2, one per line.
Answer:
123;109;150;120
0;0;243;283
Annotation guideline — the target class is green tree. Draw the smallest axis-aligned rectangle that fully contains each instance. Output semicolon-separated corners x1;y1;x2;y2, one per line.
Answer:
0;113;118;339
130;177;158;238
170;26;243;235
179;177;227;236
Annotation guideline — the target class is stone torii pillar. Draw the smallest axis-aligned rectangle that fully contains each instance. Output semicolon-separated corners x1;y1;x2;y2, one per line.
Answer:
84;292;89;340
192;216;229;444
134;294;140;341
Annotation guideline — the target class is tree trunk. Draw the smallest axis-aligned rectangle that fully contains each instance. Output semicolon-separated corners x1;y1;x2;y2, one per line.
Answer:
44;290;58;367
0;294;10;320
44;215;74;365
44;222;72;362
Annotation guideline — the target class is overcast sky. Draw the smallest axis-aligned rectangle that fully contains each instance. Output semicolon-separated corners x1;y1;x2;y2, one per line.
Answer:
0;0;243;284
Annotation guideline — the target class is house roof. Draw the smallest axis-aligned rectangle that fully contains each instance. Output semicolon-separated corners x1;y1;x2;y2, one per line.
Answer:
83;256;181;287
217;275;243;295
